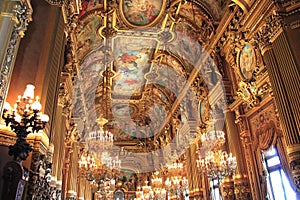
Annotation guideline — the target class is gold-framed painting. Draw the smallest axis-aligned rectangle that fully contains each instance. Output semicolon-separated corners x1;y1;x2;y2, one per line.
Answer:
119;0;167;28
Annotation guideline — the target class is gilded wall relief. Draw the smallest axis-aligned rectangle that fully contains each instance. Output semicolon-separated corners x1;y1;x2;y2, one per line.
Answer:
237;43;256;80
179;2;207;27
120;0;166;27
249;103;282;148
75;15;103;60
112;36;157;99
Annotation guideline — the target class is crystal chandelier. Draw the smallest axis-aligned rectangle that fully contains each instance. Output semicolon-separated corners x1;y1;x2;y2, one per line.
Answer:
135;181;155;200
164;161;189;199
87;115;114;151
79;152;96;176
197;150;237;180
151;171;166;200
198;127;225;156
101;152;121;170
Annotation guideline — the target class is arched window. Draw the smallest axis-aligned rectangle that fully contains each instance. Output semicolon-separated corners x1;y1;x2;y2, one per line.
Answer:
262;147;297;200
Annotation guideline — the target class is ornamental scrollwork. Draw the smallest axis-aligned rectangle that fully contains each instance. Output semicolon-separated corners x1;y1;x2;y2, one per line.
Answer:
44;0;64;6
254;13;284;52
237;81;262;108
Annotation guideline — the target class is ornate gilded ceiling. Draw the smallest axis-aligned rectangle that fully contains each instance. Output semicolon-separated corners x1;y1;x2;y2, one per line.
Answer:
70;0;229;170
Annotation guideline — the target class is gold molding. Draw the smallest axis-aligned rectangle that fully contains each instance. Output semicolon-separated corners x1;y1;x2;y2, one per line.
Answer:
232;0;250;13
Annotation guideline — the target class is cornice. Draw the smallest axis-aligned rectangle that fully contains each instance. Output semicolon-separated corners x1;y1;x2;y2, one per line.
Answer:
241;0;276;38
210;6;239;50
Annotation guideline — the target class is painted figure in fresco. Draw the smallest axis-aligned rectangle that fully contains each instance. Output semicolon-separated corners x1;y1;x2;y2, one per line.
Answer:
123;0;160;25
114;50;148;94
240;44;255;79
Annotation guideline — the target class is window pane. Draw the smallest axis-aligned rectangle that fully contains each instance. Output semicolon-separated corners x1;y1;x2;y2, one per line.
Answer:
281;170;297;200
266;148;277;157
266;177;275;200
214;188;221;200
269;171;285;200
267;156;281;167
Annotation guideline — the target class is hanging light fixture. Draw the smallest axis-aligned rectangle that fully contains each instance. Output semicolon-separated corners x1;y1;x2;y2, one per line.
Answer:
164;161;189;199
78;151;97;177
101;151;121;170
197;122;226;158
87;115;114;151
197;150;237;180
150;171;166;200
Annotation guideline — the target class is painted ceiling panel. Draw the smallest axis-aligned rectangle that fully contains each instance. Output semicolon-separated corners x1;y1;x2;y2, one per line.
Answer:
71;0;220;156
120;0;165;26
112;36;157;99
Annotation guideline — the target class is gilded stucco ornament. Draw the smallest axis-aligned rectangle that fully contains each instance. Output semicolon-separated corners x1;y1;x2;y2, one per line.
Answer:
44;0;64;6
237;81;262;108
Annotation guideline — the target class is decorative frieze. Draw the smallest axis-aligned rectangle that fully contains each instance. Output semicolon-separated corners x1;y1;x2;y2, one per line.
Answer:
45;0;64;6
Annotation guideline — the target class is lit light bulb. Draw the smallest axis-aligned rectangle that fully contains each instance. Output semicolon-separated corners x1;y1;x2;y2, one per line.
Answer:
3;102;11;111
40;114;49;122
31;96;42;111
14;114;22;123
23;84;35;99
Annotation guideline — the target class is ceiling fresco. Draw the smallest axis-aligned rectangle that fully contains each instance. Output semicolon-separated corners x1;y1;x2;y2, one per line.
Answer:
120;0;166;27
112;36;157;98
71;0;227;170
75;14;103;59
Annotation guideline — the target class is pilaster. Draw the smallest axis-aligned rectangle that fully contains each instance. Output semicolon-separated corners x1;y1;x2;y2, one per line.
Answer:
256;11;300;194
0;0;32;114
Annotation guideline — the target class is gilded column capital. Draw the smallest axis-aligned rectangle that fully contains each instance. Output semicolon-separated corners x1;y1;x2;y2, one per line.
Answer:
236;81;261;108
255;13;284;55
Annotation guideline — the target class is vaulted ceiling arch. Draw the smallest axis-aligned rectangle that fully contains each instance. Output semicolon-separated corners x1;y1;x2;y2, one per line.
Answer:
69;0;227;158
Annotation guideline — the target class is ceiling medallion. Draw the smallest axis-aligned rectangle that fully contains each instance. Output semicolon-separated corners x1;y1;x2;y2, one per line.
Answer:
119;0;167;27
